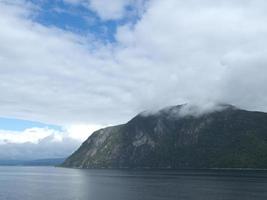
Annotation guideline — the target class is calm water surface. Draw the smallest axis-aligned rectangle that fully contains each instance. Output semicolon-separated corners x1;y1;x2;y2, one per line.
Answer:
0;166;267;200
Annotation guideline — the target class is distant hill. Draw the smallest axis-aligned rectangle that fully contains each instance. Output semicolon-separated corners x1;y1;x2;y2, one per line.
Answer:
62;104;267;169
0;158;65;166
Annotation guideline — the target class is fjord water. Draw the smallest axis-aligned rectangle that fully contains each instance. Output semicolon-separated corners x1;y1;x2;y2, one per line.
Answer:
1;167;267;200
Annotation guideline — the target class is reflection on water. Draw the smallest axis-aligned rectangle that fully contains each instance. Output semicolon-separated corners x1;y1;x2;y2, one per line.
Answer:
0;167;267;200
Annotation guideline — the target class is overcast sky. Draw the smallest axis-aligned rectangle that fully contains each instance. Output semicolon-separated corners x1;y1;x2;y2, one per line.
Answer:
0;0;267;159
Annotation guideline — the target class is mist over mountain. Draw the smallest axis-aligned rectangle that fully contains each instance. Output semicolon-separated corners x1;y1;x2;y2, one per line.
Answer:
62;104;267;169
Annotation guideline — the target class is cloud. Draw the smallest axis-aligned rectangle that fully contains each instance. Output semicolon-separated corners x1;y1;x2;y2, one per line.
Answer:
64;0;135;20
89;0;131;20
63;124;104;141
1;0;267;132
64;0;148;20
0;136;79;160
0;125;101;160
0;127;59;144
114;0;267;112
220;51;267;111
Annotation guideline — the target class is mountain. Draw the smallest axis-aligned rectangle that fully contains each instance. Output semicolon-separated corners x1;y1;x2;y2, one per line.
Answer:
62;104;267;169
0;158;65;166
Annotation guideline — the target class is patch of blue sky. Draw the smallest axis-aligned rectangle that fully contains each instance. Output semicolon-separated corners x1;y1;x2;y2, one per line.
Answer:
27;0;140;43
0;117;62;131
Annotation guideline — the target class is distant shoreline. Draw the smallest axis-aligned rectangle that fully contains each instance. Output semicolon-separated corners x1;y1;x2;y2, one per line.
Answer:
0;158;65;166
58;166;267;171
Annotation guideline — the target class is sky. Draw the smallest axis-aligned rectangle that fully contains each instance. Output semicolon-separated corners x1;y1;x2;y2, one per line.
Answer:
1;0;267;160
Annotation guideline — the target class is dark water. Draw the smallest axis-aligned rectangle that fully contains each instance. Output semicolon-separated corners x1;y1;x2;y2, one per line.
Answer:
1;167;267;200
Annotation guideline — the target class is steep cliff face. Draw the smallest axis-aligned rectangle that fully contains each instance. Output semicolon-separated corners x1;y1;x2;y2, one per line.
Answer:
62;105;267;169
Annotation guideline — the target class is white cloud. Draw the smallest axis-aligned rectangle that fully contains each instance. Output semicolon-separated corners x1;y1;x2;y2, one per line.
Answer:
0;125;101;144
1;0;267;136
0;136;79;160
114;0;267;112
89;0;131;20
0;124;101;159
64;0;133;20
64;0;148;20
0;127;59;144
64;124;104;141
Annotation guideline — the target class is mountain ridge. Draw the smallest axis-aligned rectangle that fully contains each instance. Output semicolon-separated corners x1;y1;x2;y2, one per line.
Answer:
62;104;267;169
